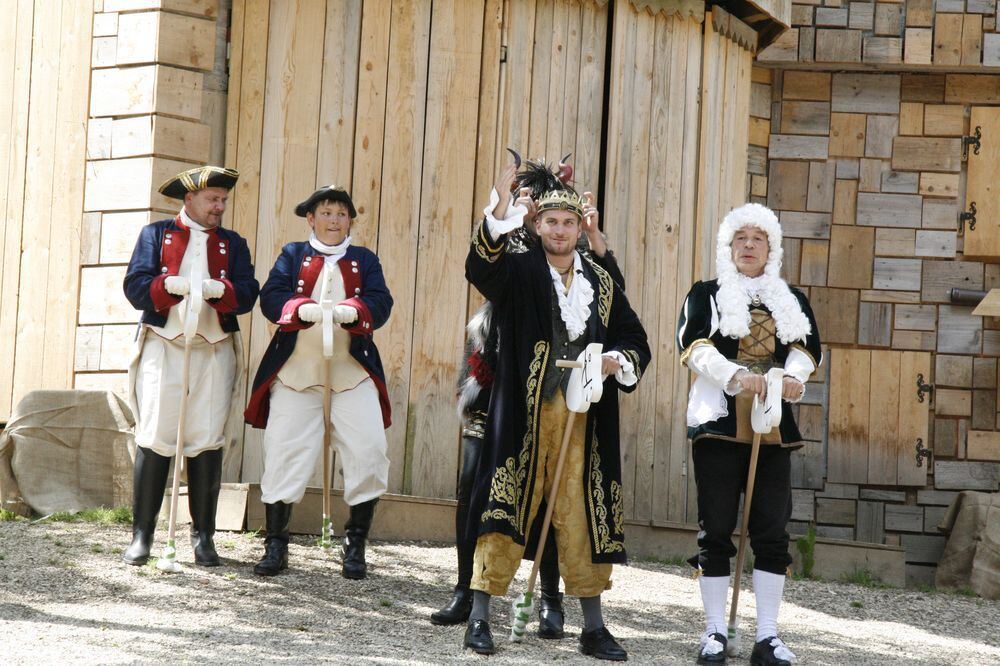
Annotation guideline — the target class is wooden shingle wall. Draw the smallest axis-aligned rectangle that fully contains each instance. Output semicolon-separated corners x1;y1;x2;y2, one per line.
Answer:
758;0;1000;67
75;0;228;422
748;65;1000;584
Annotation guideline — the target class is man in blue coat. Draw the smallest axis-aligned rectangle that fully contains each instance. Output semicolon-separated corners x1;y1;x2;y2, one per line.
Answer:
245;185;392;580
122;166;260;567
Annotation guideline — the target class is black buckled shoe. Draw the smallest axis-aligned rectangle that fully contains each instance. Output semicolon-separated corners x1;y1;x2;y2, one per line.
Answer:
579;626;628;661
431;587;473;625
697;632;728;664
538;591;565;639
463;619;495;655
750;636;795;666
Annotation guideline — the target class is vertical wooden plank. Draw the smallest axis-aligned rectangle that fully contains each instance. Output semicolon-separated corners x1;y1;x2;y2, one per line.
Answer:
12;0;63;407
558;1;583;172
573;1;608;192
828;349;871;484
349;0;391;250
867;350;900;485
963;108;1000;259
407;0;484;499
694;16;723;281
543;0;569;161
603;0;637;270
897;351;931;485
377;0;432;494
497;0;536;158
0;0;35;419
317;0;362;195
243;0;327;482
527;0;554;158
41;0;93;393
224;0;245;166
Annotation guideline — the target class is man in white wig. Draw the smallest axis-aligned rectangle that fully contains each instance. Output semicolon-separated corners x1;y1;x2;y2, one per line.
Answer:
676;203;822;666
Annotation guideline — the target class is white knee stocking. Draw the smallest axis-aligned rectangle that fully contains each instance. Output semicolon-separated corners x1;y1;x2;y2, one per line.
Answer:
753;569;785;641
699;575;730;636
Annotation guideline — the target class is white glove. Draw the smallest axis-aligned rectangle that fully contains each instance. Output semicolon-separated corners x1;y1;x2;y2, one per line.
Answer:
333;305;359;324
297;303;323;323
202;278;225;300
164;275;189;296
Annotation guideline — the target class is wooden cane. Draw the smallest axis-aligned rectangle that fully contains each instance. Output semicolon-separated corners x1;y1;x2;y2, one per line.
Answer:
321;356;334;548
727;428;763;649
155;336;193;572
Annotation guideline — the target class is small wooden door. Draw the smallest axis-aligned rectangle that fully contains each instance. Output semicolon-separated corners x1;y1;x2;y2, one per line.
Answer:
962;107;1000;259
828;349;930;486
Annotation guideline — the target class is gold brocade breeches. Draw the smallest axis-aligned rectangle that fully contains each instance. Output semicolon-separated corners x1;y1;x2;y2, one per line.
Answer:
470;396;613;598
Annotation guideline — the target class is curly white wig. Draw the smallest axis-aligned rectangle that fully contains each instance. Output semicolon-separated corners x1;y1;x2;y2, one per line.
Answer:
715;203;811;344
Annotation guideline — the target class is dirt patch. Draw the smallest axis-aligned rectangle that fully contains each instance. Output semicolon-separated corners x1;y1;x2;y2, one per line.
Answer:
1;520;997;664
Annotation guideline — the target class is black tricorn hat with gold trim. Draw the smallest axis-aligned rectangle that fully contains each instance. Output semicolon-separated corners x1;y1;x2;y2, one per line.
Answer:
295;185;357;219
158;166;240;200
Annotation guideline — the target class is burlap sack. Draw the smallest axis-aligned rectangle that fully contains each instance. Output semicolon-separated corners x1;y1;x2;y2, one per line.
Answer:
0;390;134;516
934;490;1000;600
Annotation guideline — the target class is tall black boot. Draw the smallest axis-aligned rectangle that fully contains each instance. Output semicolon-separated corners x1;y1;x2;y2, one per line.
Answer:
538;529;565;639
186;448;222;567
253;502;292;576
342;498;378;579
122;447;171;565
431;435;481;625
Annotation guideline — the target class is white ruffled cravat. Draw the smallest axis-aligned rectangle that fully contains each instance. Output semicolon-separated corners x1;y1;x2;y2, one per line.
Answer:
180;207;208;232
309;233;351;265
548;252;593;341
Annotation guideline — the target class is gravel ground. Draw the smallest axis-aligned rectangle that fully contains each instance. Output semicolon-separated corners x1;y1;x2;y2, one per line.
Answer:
0;519;998;665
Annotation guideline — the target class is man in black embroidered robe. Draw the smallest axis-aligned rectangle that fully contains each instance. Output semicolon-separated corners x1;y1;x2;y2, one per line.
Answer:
461;164;650;660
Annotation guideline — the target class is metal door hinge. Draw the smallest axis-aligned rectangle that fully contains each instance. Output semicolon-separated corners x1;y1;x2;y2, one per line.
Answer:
963;126;982;160
500;45;507;63
916;373;934;402
960;202;977;232
915;438;932;468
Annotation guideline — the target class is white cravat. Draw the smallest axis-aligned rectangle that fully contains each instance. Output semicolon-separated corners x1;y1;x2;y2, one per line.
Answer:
309;233;351;265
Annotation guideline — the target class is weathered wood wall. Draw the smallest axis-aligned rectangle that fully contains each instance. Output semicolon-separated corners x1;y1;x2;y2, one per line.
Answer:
748;62;1000;584
0;0;94;421
226;0;757;508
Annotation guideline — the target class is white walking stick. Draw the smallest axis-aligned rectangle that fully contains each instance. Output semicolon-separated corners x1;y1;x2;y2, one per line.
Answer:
727;367;784;654
156;264;204;573
319;268;336;549
511;343;604;642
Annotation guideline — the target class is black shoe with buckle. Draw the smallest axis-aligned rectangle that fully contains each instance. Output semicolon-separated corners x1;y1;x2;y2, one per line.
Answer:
579;625;628;661
538;591;565;639
430;587;472;625
463;619;495;655
697;632;728;664
750;636;795;666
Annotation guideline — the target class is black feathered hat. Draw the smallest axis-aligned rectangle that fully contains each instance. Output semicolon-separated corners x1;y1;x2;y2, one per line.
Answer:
294;185;358;219
158;166;239;200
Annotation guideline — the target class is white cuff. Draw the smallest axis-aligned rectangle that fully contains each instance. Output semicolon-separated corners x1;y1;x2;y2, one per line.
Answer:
784;347;815;384
484;187;527;238
688;345;743;395
603;351;637;387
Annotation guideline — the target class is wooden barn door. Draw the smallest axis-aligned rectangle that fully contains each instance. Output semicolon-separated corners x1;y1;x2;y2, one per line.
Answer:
961;107;1000;260
828;349;931;486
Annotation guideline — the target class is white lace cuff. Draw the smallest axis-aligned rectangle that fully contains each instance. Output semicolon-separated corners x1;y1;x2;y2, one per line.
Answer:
484;187;527;238
603;351;637;387
687;345;743;395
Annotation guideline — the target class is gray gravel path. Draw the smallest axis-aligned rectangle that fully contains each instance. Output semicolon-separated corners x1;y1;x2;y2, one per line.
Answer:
0;520;997;664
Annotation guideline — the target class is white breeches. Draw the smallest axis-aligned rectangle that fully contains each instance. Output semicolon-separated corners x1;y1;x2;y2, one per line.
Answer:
134;333;236;457
260;378;389;506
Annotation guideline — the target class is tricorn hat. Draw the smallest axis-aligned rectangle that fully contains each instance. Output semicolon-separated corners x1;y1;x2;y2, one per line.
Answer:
295;185;357;219
158;166;239;200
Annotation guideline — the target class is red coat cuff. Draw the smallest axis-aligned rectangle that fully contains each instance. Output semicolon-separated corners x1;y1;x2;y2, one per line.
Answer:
150;274;183;313
206;278;239;314
339;297;373;335
277;297;317;331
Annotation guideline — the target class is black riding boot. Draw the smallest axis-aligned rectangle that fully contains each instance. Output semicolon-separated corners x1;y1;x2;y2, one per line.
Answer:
342;498;378;579
122;447;171;565
538;530;565;639
187;448;222;566
431;435;482;624
254;502;292;576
